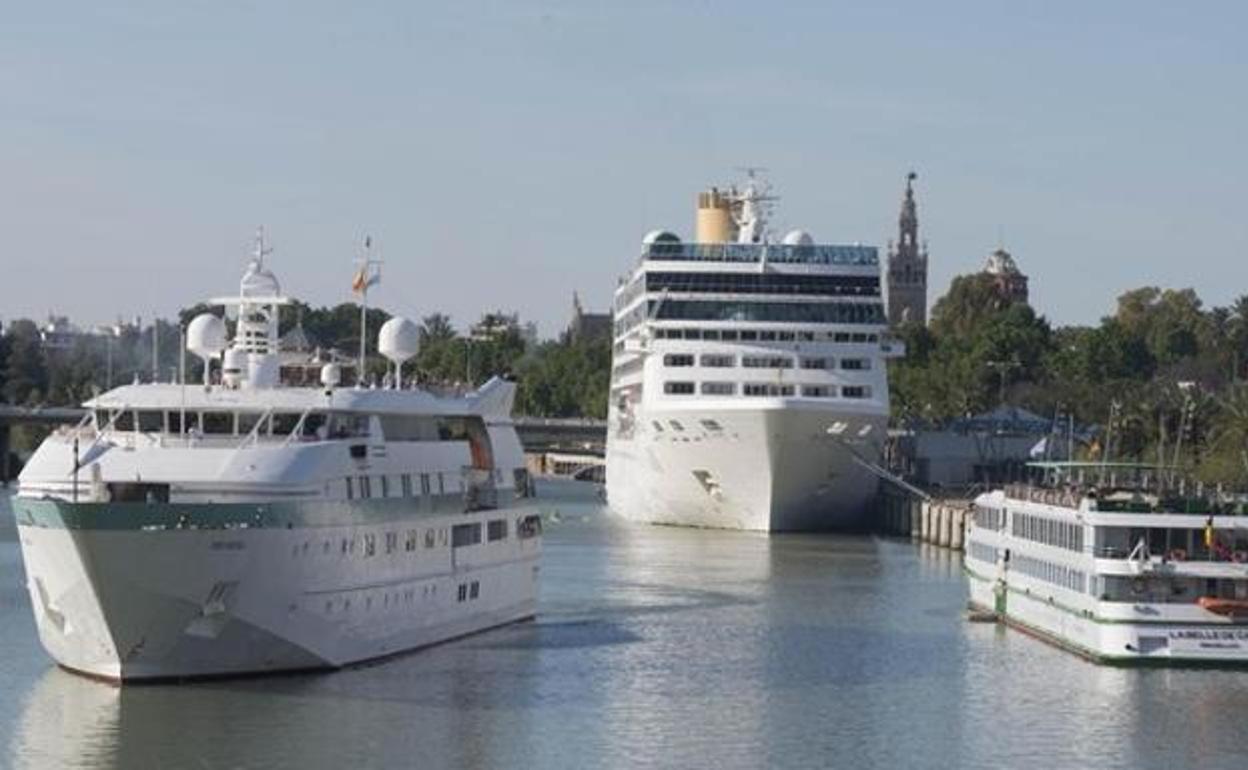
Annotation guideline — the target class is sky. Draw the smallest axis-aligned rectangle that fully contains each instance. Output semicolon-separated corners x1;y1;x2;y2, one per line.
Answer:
2;1;1245;338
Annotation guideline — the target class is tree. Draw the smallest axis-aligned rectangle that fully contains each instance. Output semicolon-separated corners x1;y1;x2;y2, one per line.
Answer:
2;320;47;405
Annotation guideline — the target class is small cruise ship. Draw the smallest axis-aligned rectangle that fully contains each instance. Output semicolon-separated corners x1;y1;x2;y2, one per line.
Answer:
605;174;900;531
966;462;1248;664
12;235;542;681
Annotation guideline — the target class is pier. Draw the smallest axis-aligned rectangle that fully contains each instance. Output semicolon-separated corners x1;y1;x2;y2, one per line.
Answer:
879;486;970;550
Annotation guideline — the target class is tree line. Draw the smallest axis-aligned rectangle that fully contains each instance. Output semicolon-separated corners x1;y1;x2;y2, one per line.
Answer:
892;275;1248;484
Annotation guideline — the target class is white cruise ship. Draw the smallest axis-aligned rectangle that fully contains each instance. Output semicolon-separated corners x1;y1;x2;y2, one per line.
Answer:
966;462;1248;664
605;175;900;531
12;236;541;681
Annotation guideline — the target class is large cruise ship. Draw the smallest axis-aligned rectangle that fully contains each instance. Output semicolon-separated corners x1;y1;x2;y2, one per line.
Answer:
967;462;1248;663
12;236;542;681
605;175;900;531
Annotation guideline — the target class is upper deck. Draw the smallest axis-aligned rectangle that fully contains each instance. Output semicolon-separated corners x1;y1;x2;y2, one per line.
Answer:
639;241;877;267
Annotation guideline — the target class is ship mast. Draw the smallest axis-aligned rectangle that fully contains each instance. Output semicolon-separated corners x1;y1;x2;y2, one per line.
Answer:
352;236;382;384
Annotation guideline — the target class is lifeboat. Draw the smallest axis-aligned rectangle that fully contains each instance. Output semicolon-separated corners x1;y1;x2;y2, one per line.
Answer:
1196;596;1248;619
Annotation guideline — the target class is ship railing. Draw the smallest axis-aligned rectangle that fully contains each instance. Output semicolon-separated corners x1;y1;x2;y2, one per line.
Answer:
642;242;878;266
462;467;498;512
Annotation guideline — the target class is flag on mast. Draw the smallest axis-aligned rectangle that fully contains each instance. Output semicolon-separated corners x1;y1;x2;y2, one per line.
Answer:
352;236;381;294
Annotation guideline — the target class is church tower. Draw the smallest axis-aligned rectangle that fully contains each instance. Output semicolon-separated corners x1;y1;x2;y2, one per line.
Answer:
886;172;929;326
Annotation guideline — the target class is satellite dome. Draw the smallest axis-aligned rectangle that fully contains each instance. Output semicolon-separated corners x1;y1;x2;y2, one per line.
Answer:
378;317;421;365
642;230;681;246
186;313;227;360
782;229;814;246
320;363;342;388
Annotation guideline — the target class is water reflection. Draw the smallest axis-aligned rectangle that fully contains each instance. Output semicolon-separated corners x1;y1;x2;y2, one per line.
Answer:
7;488;1248;769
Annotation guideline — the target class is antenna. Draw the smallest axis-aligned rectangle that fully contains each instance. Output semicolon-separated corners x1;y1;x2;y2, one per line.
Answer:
352;235;383;383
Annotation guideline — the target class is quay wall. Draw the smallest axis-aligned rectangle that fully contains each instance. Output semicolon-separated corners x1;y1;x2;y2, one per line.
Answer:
877;486;970;551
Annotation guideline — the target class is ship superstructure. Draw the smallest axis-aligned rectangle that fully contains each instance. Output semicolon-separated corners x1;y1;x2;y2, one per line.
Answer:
967;463;1248;663
12;234;541;681
605;175;901;531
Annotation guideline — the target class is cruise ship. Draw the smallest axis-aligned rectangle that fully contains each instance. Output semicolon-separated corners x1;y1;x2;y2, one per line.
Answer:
605;175;900;531
966;462;1248;663
12;235;542;681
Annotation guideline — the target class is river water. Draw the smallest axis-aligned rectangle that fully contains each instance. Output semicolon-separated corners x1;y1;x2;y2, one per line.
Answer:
2;484;1247;769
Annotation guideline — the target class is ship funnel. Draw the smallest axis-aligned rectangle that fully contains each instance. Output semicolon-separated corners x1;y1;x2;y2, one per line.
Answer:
378;317;420;387
696;187;737;244
186;313;227;385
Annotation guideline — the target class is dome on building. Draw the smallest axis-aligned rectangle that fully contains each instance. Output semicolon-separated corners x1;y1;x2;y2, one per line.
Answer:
985;247;1020;276
782;229;815;246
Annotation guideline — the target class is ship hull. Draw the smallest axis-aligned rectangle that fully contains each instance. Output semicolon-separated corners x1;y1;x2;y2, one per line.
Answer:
606;404;885;532
13;499;540;681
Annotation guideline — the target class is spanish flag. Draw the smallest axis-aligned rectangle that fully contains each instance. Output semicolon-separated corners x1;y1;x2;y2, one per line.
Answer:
352;265;380;295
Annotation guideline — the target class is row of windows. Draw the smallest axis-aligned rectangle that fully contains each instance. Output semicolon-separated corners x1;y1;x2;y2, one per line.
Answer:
1012;512;1085;553
662;381;872;399
641;271;881;298
973;504;1006;532
1013;553;1087;594
98;409;486;444
651;300;886;325
662;353;872;370
346;472;446;500
649;328;879;344
969;541;999;565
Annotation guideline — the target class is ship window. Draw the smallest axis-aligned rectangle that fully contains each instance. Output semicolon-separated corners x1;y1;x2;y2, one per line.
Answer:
363;533;376;556
425;530;436;548
702;330;720;340
271;412;301;437
401;473;413;497
700;354;735;367
380;415;440;441
166;411;183;435
438;473;445;495
664;354;695;367
744;383;795;397
359;475;372;498
759;331;777;341
778;331;795;341
237;412;268;437
137;411;163;432
113;410;136;431
801;357;830;370
380;476;390;498
841;358;871;371
742;356;793;368
303;412;327;439
651;421;663;432
330;413;369;439
843;386;870;399
834;333;851;342
802;386;832;397
385;532;397;553
739;331;757;341
470;581;479;599
518;514;542;539
405;530;418;551
345;477;354;499
720;330;739;341
488;519;508;541
700;419;723;431
681;329;701;339
452;523;482;548
664;381;695;395
799;332;815;341
669;420;685;431
420;474;431;495
202;411;233;435
458;584;468;602
701;382;735;395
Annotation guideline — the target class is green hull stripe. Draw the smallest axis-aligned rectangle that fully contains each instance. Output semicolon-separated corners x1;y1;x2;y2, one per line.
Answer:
12;494;519;532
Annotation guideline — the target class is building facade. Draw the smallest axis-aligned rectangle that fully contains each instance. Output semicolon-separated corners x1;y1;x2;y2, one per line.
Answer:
886;172;929;326
984;246;1029;306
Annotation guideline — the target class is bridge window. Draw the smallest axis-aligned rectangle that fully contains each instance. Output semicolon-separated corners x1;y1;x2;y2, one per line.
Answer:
137;411;163;432
113;410;135;432
200;411;232;435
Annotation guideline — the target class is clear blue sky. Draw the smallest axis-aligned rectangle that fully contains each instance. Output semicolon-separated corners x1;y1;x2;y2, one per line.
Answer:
2;1;1244;337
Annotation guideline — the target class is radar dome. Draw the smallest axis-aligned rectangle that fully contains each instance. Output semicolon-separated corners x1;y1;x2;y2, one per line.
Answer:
782;229;814;246
320;363;342;388
642;230;681;246
378;317;421;364
187;313;227;361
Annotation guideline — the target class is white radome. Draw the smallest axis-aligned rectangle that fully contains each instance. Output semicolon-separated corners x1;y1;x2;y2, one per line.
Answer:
186;313;227;360
378;317;421;365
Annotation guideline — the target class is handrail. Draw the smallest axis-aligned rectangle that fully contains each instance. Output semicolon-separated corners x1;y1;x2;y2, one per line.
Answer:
282;406;315;447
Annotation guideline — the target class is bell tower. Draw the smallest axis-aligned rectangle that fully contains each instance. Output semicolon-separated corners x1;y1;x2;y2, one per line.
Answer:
886;172;929;326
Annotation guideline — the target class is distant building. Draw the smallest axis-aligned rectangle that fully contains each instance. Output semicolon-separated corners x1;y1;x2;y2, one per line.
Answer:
886;172;929;326
39;315;78;350
983;246;1029;306
567;292;611;343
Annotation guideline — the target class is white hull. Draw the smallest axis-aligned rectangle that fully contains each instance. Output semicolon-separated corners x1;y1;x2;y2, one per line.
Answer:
607;403;884;532
16;503;540;681
966;567;1248;664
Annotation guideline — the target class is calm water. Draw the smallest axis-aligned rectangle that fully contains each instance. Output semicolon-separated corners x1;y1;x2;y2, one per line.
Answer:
2;485;1248;770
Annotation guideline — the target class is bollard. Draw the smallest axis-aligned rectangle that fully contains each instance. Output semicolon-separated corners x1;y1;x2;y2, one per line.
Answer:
950;508;965;550
937;505;951;547
920;501;931;542
909;499;921;538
